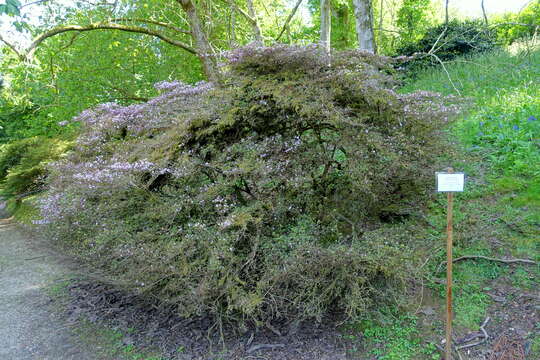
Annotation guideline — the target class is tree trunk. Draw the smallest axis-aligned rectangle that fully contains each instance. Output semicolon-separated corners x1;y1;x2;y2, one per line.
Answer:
378;0;384;46
178;0;221;83
246;0;263;43
445;0;449;26
229;8;237;48
320;0;331;54
481;0;488;25
352;0;376;53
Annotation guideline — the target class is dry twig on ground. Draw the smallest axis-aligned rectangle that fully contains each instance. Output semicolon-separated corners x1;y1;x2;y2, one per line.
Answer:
438;255;537;272
456;317;490;350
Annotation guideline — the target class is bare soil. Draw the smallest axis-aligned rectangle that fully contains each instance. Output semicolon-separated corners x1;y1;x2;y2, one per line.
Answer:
65;280;351;359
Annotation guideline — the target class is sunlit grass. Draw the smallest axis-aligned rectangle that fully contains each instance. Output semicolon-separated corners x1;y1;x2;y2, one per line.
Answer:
403;40;540;209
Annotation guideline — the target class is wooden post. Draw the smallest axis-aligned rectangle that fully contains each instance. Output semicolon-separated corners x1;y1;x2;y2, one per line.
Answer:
445;174;454;360
437;167;464;360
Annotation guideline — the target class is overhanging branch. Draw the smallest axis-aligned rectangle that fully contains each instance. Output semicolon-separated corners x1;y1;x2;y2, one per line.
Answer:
0;34;24;60
22;22;197;60
111;18;192;35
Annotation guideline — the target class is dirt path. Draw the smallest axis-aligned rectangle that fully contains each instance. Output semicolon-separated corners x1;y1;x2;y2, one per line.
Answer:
0;211;96;360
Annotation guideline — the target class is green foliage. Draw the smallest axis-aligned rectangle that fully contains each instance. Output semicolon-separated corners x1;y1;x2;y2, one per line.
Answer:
349;308;440;360
396;0;432;45
74;319;164;360
0;0;21;16
493;1;540;45
397;20;498;72
0;0;316;141
365;40;540;360
531;333;540;359
0;137;71;198
0;103;41;142
6;195;40;224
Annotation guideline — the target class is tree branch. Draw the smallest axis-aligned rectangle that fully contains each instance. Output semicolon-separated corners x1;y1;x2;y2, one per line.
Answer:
246;0;263;42
0;34;24;60
23;22;197;60
220;0;257;25
276;0;303;41
490;22;540;28
111;18;192;35
20;0;51;9
481;0;488;25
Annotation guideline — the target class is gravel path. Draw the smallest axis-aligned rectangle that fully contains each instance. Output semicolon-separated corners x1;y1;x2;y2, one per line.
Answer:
0;209;96;360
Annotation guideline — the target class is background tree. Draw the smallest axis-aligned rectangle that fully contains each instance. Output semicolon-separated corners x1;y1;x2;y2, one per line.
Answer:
0;0;276;83
0;0;308;140
396;0;433;45
352;0;376;52
320;0;332;53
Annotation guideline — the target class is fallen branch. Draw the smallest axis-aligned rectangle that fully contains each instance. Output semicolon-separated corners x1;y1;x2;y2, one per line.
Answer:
456;317;490;350
247;343;285;354
456;331;483;345
441;255;537;269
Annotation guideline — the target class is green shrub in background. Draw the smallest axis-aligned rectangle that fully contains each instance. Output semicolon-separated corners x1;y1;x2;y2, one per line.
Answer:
397;20;497;74
0;137;71;198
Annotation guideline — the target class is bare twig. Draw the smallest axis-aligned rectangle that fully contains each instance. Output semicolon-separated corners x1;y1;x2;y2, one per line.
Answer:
24;255;47;261
456;317;490;350
428;26;447;55
490;22;540;29
265;321;281;337
425;53;461;96
413;276;425;315
20;0;51;8
456;331;483;344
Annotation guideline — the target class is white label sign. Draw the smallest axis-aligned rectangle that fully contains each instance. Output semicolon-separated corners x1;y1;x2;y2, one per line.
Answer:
436;173;464;192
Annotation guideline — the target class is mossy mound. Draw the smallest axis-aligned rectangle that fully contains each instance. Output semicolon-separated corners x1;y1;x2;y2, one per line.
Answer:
38;45;460;325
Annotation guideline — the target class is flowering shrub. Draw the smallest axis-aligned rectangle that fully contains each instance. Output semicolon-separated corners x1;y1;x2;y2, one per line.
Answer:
38;45;461;325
